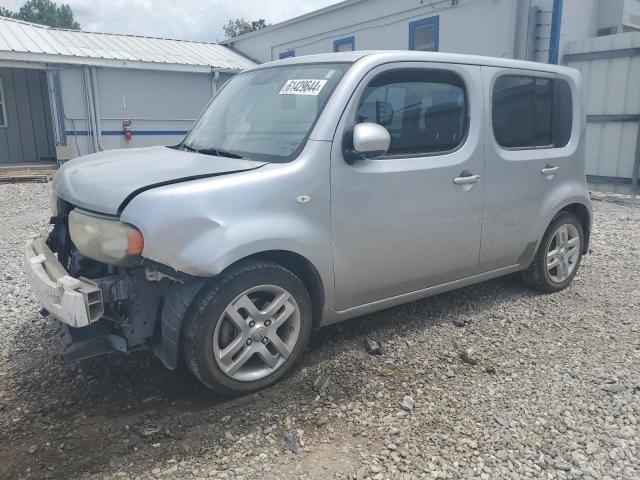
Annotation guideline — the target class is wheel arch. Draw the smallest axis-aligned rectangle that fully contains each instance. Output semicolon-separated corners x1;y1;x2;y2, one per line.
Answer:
239;250;326;332
522;201;590;292
537;197;592;255
559;202;591;254
155;249;326;370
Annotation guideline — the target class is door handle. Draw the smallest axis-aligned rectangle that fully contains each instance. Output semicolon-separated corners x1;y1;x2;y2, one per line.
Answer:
453;174;481;185
541;165;560;176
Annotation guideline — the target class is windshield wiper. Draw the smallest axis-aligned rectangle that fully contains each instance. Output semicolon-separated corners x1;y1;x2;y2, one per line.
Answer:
181;144;243;159
196;148;244;159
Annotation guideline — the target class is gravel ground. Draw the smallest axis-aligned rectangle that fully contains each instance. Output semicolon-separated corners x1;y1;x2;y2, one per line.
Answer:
0;182;639;480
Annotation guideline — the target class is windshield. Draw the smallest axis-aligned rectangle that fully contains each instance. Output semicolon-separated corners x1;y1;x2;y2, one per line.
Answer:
182;63;351;162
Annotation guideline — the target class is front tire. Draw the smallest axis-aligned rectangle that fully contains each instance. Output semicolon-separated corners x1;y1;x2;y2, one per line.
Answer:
522;211;584;293
182;260;312;395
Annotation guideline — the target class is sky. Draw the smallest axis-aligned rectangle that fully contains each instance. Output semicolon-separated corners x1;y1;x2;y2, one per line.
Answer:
0;0;344;42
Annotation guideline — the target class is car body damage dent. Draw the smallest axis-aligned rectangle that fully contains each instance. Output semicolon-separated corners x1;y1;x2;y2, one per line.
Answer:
120;141;334;279
137;216;224;275
54;145;266;215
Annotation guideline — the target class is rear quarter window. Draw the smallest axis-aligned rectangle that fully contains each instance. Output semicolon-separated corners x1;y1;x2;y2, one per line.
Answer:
492;74;572;150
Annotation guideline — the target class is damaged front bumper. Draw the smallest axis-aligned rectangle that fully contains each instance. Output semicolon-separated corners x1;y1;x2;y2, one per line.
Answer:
25;233;200;368
25;235;129;361
25;235;104;328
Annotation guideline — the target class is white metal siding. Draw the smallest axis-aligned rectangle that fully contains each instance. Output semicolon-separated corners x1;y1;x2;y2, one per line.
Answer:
564;32;640;181
59;67;233;157
229;0;612;64
585;122;638;178
230;0;520;62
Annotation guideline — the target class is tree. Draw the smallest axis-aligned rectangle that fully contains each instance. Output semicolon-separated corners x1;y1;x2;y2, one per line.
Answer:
0;0;80;30
0;6;14;18
223;18;269;39
250;19;268;31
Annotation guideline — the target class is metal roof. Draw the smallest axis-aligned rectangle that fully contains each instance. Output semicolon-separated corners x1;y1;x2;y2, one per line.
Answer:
0;17;255;72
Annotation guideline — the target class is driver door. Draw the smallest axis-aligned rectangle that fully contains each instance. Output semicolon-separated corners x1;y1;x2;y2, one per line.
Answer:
330;63;485;311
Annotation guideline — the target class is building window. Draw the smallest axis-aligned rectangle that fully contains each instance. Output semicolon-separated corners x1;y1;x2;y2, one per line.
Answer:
356;69;467;157
279;50;295;59
492;75;573;150
0;78;7;127
409;16;439;51
334;36;355;52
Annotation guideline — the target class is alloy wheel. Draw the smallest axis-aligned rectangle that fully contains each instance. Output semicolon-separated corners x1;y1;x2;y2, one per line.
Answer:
546;223;580;283
212;285;301;382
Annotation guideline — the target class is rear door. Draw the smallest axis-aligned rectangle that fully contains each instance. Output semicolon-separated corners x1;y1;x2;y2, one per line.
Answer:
330;63;486;311
479;67;576;271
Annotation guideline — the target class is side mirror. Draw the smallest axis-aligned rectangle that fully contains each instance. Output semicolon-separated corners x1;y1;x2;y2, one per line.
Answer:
345;123;391;163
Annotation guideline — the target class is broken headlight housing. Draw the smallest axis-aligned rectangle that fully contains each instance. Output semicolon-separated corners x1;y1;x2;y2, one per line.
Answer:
68;209;144;266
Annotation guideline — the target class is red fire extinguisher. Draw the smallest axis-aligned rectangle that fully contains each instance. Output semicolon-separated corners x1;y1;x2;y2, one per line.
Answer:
123;120;133;141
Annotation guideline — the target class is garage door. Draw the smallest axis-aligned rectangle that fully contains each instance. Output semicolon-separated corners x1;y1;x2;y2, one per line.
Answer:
0;67;56;163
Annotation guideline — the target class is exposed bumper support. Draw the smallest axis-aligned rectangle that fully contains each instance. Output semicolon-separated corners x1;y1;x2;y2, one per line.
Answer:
25;236;104;328
57;321;127;361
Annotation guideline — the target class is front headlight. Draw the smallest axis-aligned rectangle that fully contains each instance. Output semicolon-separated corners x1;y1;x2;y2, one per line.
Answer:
68;209;144;266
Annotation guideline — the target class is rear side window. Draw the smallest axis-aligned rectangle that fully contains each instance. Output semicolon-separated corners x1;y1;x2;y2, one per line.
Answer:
356;69;467;156
492;75;572;149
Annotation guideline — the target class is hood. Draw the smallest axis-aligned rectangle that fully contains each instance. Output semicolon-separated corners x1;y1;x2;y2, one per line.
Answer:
54;146;266;215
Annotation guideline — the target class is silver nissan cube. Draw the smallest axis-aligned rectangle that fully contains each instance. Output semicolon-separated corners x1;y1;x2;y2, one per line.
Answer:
25;51;591;395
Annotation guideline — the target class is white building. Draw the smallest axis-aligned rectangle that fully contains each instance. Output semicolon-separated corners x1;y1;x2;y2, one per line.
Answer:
0;17;254;165
225;0;640;194
226;0;640;64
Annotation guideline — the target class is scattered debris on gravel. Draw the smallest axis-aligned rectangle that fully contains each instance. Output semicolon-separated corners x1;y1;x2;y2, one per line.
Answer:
312;372;330;396
364;339;384;356
494;415;511;429
283;433;299;454
459;347;478;366
400;395;415;412
1;182;639;479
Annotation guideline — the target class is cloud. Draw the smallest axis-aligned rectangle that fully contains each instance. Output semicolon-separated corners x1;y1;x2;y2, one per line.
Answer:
1;0;343;42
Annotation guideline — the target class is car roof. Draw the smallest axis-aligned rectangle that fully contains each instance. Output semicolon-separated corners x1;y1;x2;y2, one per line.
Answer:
251;50;575;76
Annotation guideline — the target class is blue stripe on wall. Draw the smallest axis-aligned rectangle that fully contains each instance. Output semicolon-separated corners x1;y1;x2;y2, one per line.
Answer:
65;130;189;136
548;0;563;64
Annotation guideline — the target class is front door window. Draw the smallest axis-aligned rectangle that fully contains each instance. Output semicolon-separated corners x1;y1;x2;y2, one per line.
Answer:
355;69;467;156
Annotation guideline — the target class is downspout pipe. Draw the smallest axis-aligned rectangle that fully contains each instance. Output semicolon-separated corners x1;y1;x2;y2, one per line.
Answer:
632;117;640;197
90;67;106;151
512;0;527;60
548;0;563;64
211;69;220;96
82;66;98;153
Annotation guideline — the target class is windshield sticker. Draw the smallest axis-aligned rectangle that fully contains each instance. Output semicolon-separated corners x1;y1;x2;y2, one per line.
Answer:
279;79;328;96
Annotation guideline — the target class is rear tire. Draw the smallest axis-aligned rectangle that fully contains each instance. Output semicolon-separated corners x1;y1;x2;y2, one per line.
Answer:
522;212;584;293
182;260;312;395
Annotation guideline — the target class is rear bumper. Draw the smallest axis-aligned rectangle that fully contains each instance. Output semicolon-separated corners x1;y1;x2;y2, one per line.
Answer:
24;235;104;328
